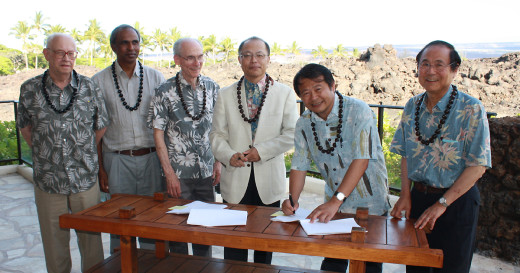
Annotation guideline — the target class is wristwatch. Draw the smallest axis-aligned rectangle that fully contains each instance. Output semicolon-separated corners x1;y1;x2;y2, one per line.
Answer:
439;196;449;207
334;191;346;202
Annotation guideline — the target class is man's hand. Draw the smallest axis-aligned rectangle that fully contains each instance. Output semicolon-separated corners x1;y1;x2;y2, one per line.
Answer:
165;171;182;198
98;166;109;193
307;199;342;223
243;147;260;162
390;192;412;219
229;152;247;167
212;161;222;186
282;198;299;215
414;202;447;230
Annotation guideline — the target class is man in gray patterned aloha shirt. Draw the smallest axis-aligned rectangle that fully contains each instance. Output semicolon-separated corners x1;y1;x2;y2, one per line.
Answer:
148;37;221;257
17;33;107;273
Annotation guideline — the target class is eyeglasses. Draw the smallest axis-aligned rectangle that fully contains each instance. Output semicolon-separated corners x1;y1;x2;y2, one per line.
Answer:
239;53;267;60
418;62;457;72
51;50;78;59
180;54;204;63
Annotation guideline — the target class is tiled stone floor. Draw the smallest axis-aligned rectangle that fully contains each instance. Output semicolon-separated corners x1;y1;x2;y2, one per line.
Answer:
0;165;518;273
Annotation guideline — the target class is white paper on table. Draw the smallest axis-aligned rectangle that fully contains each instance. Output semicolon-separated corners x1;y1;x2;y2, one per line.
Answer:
271;208;312;222
187;209;248;227
299;218;361;235
167;200;228;214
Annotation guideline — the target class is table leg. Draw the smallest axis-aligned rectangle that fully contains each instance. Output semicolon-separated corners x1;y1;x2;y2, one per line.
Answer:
155;240;167;258
120;235;137;273
349;227;366;273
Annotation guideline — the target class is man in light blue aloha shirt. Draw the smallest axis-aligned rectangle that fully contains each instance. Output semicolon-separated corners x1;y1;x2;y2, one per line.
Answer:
148;38;220;257
390;40;492;273
282;63;390;273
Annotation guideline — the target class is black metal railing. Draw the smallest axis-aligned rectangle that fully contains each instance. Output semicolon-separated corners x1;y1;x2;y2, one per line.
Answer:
0;98;497;192
0;100;32;167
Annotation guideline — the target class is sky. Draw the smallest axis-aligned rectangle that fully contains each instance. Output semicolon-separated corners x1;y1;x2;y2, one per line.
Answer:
1;0;518;52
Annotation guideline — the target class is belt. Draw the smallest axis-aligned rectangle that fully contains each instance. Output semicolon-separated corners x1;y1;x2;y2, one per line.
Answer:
413;182;448;194
116;147;156;157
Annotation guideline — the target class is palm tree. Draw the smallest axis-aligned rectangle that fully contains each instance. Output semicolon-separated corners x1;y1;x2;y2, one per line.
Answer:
333;44;347;57
99;34;113;67
151;29;168;67
133;22;147;64
84;19;105;65
271;42;285;56
167;27;182;67
311;45;329;59
31;11;49;69
218;37;236;63
202;35;218;64
26;43;44;69
69;28;84;57
287;41;301;55
140;34;153;65
10;21;35;70
44;24;67;35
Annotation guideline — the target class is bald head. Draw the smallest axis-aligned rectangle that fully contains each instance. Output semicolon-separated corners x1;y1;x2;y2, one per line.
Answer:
173;38;202;56
46;33;76;50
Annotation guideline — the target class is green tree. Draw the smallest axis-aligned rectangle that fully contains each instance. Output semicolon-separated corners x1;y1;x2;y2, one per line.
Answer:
168;27;182;67
287;41;301;55
152;29;169;67
218;37;236;63
10;21;35;70
352;48;360;58
381;113;402;188
0;56;14;75
44;24;67;35
84;19;105;65
332;44;347;57
31;11;49;69
311;45;328;59
271;42;285;56
26;43;44;69
99;34;113;66
202;34;218;64
0;45;24;72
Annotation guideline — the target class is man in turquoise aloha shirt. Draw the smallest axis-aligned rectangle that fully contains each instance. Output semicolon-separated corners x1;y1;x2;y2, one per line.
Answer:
17;33;107;273
282;63;390;273
148;37;220;257
390;40;492;273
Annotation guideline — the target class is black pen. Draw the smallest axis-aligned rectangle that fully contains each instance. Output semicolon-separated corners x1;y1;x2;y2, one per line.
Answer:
289;194;295;214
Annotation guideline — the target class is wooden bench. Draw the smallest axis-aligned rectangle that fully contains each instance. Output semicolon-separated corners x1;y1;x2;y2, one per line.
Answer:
86;249;334;273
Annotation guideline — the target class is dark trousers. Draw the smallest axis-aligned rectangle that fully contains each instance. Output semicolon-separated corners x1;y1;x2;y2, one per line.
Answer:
406;185;480;273
223;167;280;264
320;212;387;273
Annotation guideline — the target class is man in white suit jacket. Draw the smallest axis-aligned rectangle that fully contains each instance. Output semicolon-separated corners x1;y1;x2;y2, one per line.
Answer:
210;37;298;264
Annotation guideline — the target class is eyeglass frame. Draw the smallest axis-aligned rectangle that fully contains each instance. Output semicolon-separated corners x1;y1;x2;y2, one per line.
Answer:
418;61;458;72
239;52;268;60
49;50;78;59
179;54;205;63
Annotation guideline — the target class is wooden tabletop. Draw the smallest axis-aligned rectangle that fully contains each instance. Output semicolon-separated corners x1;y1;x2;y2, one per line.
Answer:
60;194;443;272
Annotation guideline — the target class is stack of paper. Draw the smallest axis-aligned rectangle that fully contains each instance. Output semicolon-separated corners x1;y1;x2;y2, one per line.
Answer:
167;201;228;214
187;209;248;227
299;218;361;235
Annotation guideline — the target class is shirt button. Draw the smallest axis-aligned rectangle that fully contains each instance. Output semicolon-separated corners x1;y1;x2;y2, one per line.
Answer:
335;183;338;185
333;168;337;171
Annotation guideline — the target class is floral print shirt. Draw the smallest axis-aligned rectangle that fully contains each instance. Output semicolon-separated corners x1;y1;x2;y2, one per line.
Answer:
291;94;390;215
148;73;219;179
390;85;492;188
17;71;109;194
244;75;268;140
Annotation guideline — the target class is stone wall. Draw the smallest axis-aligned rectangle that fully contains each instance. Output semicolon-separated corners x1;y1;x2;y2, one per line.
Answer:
477;116;520;263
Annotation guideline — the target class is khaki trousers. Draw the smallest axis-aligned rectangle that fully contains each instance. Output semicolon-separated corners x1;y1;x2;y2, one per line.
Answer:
34;183;104;273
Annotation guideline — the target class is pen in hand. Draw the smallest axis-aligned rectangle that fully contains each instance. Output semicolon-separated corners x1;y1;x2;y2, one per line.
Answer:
289;194;295;214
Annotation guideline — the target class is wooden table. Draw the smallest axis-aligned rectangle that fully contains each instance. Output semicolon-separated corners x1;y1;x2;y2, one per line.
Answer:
60;193;443;273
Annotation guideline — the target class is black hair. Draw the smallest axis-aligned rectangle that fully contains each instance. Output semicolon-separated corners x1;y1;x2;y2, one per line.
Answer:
110;24;140;46
416;40;461;71
293;63;335;96
238;36;270;56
